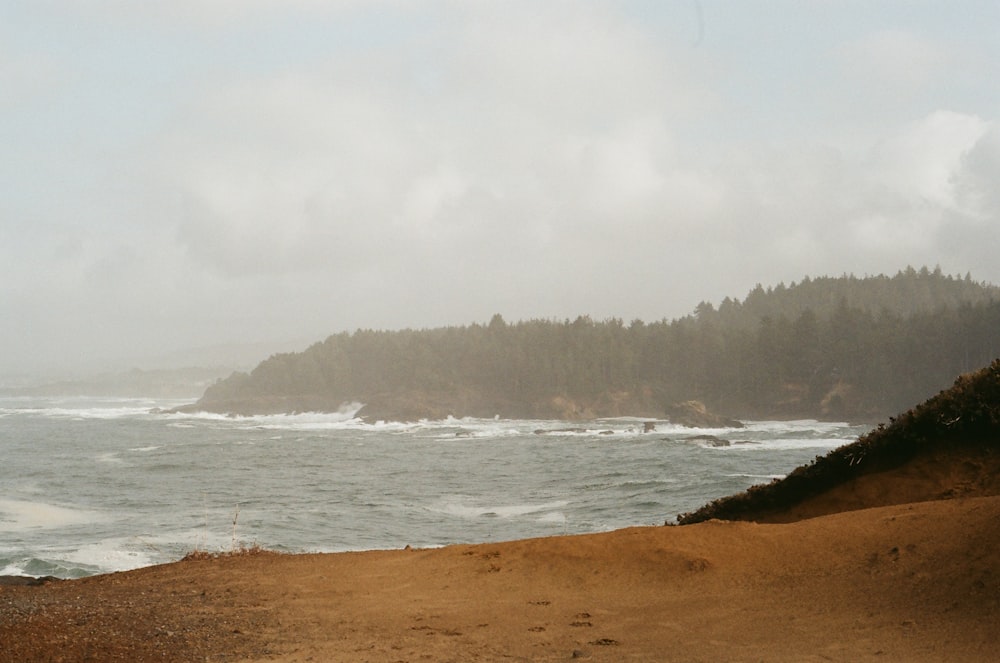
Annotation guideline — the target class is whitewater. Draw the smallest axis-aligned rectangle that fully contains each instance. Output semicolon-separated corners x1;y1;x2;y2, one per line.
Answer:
0;396;872;579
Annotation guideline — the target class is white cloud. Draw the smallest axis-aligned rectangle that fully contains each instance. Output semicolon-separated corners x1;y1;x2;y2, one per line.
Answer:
864;110;989;210
953;123;1000;222
150;3;707;285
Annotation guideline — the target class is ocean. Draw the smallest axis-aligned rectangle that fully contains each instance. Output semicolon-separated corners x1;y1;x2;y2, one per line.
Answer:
0;395;872;579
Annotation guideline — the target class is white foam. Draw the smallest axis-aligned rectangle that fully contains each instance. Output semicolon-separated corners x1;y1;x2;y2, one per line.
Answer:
63;540;154;573
725;473;786;480
718;438;849;451
0;405;150;420
1;562;26;575
537;511;567;524
1;397;191;420
170;402;365;430
746;419;862;435
0;499;109;531
430;499;570;520
434;425;534;440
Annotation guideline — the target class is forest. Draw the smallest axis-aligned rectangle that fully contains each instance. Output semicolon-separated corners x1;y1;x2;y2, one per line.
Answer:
195;267;1000;422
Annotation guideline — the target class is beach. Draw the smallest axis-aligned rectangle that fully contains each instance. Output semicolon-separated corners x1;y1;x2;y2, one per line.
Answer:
3;492;998;662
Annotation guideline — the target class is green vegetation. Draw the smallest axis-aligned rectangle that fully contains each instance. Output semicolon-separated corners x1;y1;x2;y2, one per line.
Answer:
677;358;1000;524
196;267;1000;421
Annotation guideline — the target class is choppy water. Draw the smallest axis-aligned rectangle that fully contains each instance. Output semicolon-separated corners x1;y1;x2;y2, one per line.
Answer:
0;396;871;578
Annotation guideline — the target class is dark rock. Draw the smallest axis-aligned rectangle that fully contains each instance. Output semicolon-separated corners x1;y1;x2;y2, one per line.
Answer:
684;434;731;447
665;400;744;428
0;575;60;586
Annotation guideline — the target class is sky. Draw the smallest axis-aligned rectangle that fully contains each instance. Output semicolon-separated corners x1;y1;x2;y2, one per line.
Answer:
2;1;999;378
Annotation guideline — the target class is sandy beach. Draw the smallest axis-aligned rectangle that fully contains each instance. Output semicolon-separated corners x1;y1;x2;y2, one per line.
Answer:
2;489;998;662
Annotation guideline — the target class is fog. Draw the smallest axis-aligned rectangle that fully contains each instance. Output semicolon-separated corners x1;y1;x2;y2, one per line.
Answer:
2;2;999;380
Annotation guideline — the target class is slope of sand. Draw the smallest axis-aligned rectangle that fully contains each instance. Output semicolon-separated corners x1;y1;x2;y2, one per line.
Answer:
680;361;1000;525
740;444;1000;523
3;493;999;662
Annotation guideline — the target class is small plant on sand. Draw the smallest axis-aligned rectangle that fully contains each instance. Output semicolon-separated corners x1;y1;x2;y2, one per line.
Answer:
181;503;274;561
231;503;240;550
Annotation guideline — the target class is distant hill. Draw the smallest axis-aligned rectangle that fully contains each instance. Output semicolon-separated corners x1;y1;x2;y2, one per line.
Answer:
677;358;1000;524
189;268;1000;421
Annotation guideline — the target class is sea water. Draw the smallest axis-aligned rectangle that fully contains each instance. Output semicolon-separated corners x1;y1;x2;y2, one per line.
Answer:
0;396;872;578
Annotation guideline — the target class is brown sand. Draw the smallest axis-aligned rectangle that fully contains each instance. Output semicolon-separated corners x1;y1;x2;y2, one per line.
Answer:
2;486;998;662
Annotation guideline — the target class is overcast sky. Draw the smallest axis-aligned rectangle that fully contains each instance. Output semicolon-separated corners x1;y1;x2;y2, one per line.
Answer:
3;1;999;378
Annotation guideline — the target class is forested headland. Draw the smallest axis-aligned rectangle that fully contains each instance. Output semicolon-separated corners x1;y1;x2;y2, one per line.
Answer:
192;267;1000;422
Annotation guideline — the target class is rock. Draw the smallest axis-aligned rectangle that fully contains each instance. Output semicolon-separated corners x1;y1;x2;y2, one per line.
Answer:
684;435;731;447
665;400;744;428
0;575;60;586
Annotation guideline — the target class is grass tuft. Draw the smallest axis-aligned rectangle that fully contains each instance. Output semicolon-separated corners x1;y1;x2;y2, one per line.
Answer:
180;543;274;562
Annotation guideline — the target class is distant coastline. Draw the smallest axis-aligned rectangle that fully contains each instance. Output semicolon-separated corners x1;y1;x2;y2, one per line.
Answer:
184;270;1000;424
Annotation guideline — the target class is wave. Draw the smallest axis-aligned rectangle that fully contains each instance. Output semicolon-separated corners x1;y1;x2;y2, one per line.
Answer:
165;402;365;429
0;499;109;532
2;396;871;445
62;540;154;573
725;473;787;480
428;498;571;520
701;437;852;452
0;396;191;420
1;556;98;579
1;540;155;579
4;405;155;420
744;419;861;436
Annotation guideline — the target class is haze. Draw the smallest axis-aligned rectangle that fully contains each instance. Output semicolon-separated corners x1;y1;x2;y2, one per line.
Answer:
3;1;999;380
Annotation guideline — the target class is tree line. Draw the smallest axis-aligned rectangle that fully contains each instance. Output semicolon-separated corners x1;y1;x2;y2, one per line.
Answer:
198;267;1000;421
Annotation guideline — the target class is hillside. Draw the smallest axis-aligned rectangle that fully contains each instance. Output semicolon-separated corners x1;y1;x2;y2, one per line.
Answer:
188;268;1000;421
678;358;1000;524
